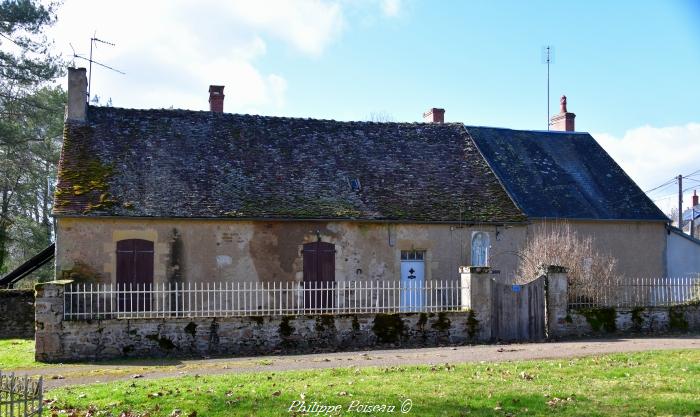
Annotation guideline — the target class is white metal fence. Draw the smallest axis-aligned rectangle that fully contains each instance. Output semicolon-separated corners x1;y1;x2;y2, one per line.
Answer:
568;276;700;309
0;372;43;417
64;280;464;320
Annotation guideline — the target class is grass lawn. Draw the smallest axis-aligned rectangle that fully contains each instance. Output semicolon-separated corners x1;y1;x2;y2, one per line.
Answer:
46;349;699;417
0;339;46;370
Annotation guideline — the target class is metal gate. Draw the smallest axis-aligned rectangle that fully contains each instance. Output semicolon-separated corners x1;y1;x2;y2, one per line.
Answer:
491;275;546;341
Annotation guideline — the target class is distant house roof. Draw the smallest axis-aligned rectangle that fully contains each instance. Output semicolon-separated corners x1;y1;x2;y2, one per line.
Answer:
467;126;669;221
53;106;526;223
682;205;700;222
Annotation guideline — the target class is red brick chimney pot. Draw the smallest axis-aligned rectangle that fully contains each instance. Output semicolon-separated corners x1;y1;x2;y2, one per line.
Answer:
209;85;225;113
423;108;445;124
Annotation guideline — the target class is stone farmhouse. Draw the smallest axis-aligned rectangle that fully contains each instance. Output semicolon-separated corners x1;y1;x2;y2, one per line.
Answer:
53;67;672;308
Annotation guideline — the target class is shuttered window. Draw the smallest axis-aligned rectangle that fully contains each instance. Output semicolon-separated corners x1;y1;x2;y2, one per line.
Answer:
302;241;335;311
116;239;154;312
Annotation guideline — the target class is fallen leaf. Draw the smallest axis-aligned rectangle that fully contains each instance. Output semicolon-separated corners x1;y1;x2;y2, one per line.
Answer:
519;371;534;380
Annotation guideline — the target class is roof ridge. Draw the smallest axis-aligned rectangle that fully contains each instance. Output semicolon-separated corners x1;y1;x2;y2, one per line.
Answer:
87;105;467;127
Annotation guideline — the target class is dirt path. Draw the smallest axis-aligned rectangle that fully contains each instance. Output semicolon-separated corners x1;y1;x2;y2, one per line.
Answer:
15;335;700;390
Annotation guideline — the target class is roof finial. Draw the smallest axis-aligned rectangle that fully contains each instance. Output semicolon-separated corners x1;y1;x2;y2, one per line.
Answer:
560;95;567;113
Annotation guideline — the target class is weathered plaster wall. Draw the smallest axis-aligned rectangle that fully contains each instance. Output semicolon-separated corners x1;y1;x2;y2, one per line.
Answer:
36;283;481;362
666;229;700;278
528;220;667;278
55;218;528;285
0;289;35;339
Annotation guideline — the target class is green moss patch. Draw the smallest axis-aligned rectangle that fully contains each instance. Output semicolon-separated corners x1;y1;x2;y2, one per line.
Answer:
579;308;617;333
145;334;175;350
372;314;405;344
668;307;688;331
630;307;646;331
279;316;295;338
351;315;360;332
466;310;479;339
431;312;451;332
315;315;335;332
184;322;197;337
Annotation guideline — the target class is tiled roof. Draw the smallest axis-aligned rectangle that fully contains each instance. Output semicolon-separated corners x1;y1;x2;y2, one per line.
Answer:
682;205;700;222
468;126;669;221
53;106;526;223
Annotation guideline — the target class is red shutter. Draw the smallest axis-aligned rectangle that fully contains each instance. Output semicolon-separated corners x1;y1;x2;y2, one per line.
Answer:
302;242;335;312
116;239;154;312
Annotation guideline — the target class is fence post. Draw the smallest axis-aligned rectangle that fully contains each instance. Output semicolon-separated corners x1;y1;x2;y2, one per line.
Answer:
34;280;71;362
543;265;568;339
459;266;492;341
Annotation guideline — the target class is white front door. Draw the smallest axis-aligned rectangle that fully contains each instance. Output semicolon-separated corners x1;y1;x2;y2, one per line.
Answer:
400;250;425;311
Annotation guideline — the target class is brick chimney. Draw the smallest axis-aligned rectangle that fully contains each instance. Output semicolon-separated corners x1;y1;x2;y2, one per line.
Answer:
423;108;445;123
209;85;225;113
693;190;698;207
549;95;576;131
66;67;87;122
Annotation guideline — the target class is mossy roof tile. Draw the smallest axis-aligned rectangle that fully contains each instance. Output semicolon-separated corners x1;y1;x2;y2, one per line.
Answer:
54;106;527;222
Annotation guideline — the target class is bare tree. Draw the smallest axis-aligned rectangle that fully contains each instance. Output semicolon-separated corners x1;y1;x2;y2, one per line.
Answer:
666;207;679;227
515;222;620;296
367;111;395;123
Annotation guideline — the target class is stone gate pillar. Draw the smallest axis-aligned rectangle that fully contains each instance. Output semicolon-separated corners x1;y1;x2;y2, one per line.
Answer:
543;266;568;339
35;281;71;362
459;266;492;341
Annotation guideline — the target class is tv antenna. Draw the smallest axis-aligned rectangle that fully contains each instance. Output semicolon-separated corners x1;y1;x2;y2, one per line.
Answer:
69;32;125;102
542;45;554;130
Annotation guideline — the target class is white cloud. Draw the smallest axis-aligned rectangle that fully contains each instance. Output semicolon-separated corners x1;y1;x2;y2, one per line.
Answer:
221;0;345;56
381;0;401;17
594;123;700;213
48;0;347;112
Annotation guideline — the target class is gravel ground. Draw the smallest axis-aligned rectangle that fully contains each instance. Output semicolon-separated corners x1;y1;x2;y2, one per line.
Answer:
20;335;700;390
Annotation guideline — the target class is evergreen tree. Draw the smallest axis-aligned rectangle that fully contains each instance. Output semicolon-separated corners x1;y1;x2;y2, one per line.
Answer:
0;0;64;277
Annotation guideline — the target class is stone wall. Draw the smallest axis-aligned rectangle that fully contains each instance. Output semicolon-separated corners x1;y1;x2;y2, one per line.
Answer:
551;304;700;338
35;282;482;362
0;289;35;339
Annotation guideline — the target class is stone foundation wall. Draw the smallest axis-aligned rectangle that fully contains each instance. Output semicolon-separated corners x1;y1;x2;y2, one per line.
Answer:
0;289;35;339
36;282;482;362
551;304;700;337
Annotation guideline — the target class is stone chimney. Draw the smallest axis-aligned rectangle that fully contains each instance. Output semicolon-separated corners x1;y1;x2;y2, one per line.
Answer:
549;95;576;132
209;85;225;113
693;190;698;207
66;67;87;123
423;108;445;123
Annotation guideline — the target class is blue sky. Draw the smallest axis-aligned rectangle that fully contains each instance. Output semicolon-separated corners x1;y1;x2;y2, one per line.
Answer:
51;0;700;213
253;0;700;135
